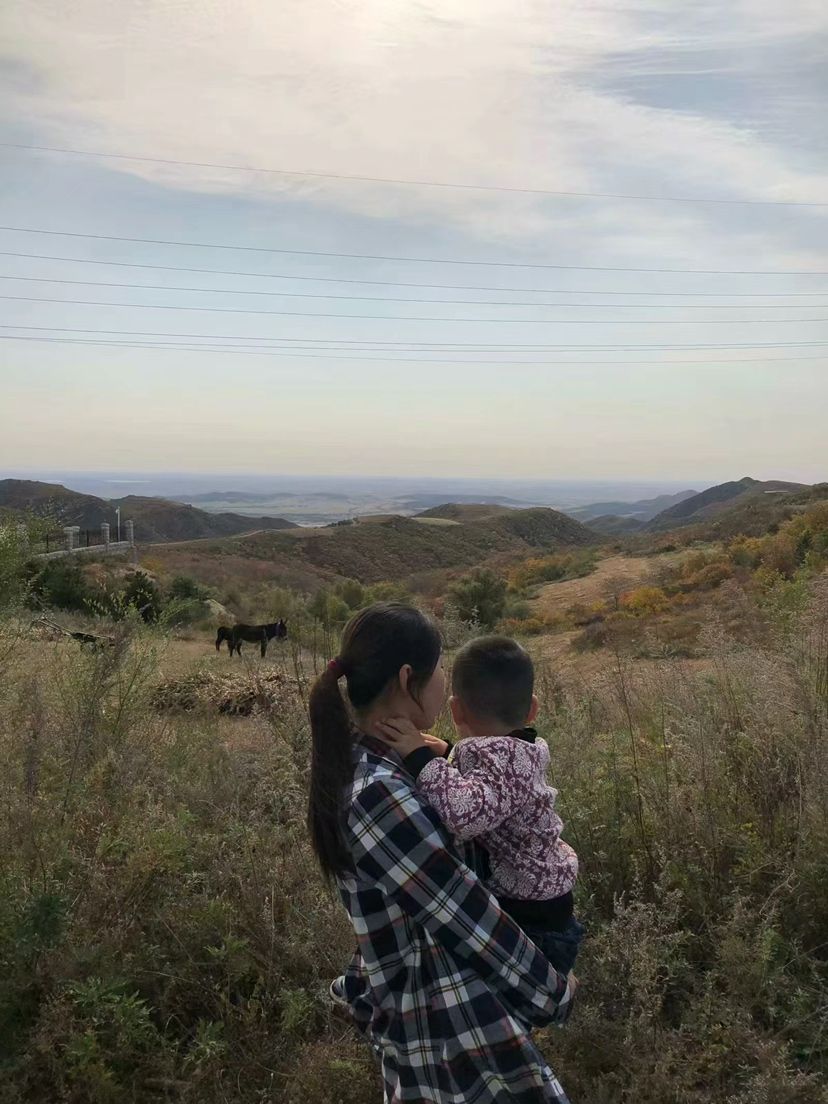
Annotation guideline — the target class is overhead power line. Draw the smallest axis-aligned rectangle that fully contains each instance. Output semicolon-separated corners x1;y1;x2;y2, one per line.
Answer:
4;141;826;208
3;332;827;366
3;251;825;297
2;274;824;311
2;225;826;276
4;325;826;351
5;293;828;323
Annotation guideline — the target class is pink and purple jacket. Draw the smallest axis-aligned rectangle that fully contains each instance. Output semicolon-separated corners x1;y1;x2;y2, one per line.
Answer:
408;730;578;902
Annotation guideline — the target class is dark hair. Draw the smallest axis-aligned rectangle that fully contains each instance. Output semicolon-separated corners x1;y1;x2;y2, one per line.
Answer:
307;602;442;880
451;635;534;729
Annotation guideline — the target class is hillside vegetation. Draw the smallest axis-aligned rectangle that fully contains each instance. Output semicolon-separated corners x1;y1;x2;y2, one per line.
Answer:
152;507;597;593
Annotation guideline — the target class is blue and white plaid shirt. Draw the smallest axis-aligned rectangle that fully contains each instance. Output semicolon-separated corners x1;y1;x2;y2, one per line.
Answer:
336;734;574;1103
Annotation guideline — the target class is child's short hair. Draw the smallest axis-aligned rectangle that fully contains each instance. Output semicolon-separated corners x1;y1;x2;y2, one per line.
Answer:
451;636;534;729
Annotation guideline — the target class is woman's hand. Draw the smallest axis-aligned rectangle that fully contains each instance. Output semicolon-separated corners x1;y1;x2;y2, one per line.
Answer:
375;716;428;757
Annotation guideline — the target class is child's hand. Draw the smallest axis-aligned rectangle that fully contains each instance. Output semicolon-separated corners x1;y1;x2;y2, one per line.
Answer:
422;733;450;757
374;716;428;757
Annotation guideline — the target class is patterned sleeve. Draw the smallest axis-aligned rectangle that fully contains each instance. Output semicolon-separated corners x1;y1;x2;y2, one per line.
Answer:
347;775;574;1028
414;739;526;840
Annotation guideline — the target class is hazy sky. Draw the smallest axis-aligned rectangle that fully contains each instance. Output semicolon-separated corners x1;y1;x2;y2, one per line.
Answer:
1;0;826;482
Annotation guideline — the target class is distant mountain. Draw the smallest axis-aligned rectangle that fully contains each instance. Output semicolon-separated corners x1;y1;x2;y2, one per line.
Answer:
646;477;807;531
0;479;297;543
567;489;697;523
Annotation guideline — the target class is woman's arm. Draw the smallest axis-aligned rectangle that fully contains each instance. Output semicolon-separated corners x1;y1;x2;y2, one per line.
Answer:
347;776;574;1029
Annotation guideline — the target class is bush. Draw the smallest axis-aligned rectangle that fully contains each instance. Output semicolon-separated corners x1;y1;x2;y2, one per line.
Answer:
447;568;507;629
620;586;670;616
120;572;163;623
168;574;209;602
27;559;94;612
509;551;597;590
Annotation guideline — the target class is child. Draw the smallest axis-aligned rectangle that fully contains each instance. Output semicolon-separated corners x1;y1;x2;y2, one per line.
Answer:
377;635;583;977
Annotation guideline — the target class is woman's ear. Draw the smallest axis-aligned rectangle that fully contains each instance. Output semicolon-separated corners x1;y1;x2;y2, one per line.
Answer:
526;694;539;724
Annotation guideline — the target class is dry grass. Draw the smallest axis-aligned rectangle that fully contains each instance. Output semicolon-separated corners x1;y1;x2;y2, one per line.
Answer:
1;578;827;1102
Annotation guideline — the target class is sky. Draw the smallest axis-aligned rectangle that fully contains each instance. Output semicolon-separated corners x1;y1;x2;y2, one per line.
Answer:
0;0;826;484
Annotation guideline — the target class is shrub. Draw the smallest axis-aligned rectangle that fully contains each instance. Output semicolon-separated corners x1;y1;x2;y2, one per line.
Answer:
447;568;507;629
620;586;670;616
27;559;94;612
168;574;209;602
509;551;597;590
121;572;163;623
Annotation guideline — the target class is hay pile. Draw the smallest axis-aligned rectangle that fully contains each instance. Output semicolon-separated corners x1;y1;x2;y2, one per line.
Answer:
153;668;300;716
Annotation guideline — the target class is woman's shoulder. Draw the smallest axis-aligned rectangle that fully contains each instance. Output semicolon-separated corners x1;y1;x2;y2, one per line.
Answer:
346;750;448;848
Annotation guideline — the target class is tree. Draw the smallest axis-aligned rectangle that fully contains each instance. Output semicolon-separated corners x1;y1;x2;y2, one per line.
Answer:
447;569;507;630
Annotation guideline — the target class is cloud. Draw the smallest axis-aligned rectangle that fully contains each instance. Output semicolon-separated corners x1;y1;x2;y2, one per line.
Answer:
1;0;826;267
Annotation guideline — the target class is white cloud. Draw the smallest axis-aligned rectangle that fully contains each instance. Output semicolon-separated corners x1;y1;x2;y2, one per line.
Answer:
1;0;826;266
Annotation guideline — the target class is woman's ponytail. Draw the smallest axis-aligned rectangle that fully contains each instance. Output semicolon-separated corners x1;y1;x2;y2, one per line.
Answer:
306;603;442;881
308;663;355;880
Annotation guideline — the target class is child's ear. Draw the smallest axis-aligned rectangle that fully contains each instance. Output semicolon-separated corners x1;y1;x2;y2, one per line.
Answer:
449;695;464;727
398;663;413;696
526;694;539;724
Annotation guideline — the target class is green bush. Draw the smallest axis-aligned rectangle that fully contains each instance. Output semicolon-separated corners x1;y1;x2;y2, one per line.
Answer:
168;574;209;602
27;559;94;612
447;568;507;629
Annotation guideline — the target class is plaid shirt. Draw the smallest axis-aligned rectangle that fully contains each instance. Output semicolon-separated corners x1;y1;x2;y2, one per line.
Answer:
336;734;574;1104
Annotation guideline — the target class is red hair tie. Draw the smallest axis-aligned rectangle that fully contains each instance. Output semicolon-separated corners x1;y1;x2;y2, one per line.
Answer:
327;658;346;679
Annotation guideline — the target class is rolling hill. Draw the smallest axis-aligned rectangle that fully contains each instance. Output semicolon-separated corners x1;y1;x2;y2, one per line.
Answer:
658;482;828;540
416;502;516;523
0;479;297;543
156;505;598;589
646;477;807;531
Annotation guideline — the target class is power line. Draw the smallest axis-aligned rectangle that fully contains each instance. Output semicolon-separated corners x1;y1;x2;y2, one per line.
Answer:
4;141;826;209
3;251;826;298
4;325;826;351
3;332;827;366
2;225;826;277
5;293;828;323
2;273;824;311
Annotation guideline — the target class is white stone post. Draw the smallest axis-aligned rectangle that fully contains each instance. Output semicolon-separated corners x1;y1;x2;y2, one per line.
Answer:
101;522;110;549
64;526;76;552
125;519;134;546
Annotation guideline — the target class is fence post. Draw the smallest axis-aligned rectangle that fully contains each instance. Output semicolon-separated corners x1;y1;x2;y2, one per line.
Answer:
125;520;134;546
101;522;110;549
64;526;76;552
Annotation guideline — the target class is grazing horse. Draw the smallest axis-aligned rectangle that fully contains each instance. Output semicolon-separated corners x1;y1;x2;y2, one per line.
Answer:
216;620;287;657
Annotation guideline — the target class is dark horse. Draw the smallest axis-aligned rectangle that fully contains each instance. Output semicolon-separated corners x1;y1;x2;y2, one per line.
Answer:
216;620;287;658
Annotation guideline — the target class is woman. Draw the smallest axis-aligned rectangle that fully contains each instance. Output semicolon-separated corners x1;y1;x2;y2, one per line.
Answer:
308;602;575;1104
